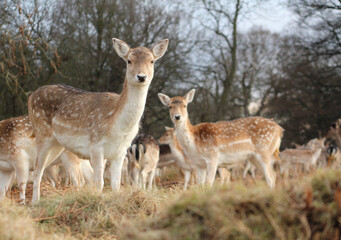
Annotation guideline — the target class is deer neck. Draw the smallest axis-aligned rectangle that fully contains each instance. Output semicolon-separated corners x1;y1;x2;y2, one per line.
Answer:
113;80;149;132
174;118;195;150
169;135;184;155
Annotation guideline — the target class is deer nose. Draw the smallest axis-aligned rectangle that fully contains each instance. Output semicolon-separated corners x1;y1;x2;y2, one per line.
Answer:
137;74;147;82
174;115;181;120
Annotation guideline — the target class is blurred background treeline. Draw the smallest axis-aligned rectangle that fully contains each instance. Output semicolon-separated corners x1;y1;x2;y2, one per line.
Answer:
0;0;340;147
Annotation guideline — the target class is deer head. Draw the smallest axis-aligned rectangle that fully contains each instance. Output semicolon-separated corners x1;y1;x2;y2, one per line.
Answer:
158;89;195;124
158;127;175;144
112;38;168;87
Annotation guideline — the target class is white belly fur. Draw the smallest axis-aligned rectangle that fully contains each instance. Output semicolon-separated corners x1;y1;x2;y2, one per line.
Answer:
54;124;138;161
218;151;254;165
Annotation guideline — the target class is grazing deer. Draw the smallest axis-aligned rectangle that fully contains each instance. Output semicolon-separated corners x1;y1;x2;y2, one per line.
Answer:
28;38;168;202
279;138;325;176
158;89;283;188
127;134;159;190
158;127;195;189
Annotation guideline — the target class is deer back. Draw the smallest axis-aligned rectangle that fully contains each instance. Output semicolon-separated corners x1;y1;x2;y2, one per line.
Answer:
0;116;34;157
190;117;283;155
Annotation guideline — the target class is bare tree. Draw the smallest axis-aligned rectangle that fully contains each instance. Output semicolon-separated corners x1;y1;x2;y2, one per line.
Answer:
0;0;63;119
288;0;341;60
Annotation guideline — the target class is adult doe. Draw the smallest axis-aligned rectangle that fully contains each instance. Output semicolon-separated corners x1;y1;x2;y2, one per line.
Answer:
158;89;283;188
28;38;168;202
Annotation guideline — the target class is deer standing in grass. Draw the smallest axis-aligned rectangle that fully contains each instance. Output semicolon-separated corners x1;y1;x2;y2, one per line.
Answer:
158;89;283;188
0;116;92;203
279;138;325;177
0;116;35;203
28;38;168;203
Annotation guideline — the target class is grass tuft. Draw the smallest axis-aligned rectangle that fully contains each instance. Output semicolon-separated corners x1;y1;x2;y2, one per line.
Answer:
119;169;341;240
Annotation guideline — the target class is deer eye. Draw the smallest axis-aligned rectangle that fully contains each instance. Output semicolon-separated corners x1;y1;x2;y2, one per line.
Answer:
151;60;154;64
169;106;172;109
128;59;132;64
184;105;186;108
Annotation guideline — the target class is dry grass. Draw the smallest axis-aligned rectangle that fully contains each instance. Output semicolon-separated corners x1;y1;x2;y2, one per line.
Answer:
119;169;341;240
0;199;75;240
1;168;341;240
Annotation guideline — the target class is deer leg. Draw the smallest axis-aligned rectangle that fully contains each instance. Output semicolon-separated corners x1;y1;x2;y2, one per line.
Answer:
147;168;156;190
256;153;276;188
121;157;129;185
140;169;149;190
196;168;206;185
0;170;14;201
80;160;94;186
44;164;60;188
90;147;105;192
109;153;126;191
14;155;30;204
218;168;230;184
183;170;191;190
206;160;218;186
131;169;139;187
243;161;251;179
32;140;64;204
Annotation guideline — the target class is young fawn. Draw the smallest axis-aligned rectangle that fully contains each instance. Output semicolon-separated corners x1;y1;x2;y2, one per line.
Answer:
158;89;283;188
28;38;168;203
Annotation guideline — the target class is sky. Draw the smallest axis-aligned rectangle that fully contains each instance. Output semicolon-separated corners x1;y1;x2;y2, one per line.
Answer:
240;1;297;34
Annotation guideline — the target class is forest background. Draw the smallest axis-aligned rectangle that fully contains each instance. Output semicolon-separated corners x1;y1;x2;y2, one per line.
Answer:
1;0;340;147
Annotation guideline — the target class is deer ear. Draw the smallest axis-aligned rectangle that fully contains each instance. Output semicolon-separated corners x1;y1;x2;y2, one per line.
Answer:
112;38;130;60
158;93;171;106
152;39;169;60
165;126;173;131
184;89;195;103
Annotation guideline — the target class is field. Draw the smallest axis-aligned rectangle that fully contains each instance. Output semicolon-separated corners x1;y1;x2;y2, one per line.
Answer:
1;168;341;240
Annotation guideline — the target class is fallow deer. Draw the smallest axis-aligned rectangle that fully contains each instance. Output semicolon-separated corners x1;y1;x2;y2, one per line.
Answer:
127;134;159;190
0;116;96;203
158;127;195;189
158;89;283;188
28;38;168;202
0;116;35;203
279;138;325;177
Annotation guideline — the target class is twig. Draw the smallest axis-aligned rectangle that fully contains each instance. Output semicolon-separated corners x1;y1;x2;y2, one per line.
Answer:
33;202;93;222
